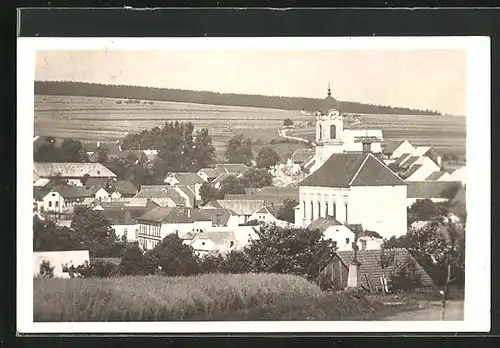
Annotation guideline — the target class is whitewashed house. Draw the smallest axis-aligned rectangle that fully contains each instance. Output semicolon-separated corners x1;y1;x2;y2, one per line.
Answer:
42;186;93;214
204;200;265;225
445;166;466;187
402;156;441;182
384;140;416;160
298;152;408;239
187;230;238;257
136;207;212;251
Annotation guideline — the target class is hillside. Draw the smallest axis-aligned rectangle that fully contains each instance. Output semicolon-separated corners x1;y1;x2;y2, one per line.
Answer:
34;80;441;116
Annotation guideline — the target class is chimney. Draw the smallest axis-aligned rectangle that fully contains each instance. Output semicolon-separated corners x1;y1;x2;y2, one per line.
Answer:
362;142;371;154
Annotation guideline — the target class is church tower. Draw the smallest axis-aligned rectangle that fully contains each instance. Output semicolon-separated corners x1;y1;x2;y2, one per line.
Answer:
312;83;344;171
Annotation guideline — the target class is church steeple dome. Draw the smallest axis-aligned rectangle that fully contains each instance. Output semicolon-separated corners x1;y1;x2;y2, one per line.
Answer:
317;82;340;115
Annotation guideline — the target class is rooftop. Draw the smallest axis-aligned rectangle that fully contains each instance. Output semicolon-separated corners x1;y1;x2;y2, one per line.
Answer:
300;153;405;188
138;207;211;224
407;181;462;199
34;162;117;178
208;199;265;216
165;172;206;185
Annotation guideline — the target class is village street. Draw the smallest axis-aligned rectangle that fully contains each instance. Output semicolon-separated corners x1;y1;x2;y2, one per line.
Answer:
382;300;464;321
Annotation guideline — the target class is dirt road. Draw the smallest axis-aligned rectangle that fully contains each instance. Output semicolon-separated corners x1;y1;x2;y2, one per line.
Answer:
382;300;464;321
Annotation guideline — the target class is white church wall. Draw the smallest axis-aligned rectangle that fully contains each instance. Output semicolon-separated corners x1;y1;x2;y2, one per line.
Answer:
348;185;407;239
298;186;350;227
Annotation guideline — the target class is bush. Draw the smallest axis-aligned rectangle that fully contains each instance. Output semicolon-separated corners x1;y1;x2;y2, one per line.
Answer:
64;260;121;278
39;260;54;278
33;273;323;321
283;118;294;126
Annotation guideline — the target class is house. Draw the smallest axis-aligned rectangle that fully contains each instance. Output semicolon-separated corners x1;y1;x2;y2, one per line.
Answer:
406;181;463;206
197;168;220;182
136;207;212;251
317;248;434;291
107;180;138;199
298;152;407;239
33;178;52;188
383;140;416;160
101;207;146;242
164;172;207;186
224;186;299;207
401;156;441;182
291;148;315;166
445;166;466;187
86;185;110;201
86;197;159;211
33;162;117;186
248;205;290;227
308;216;358;251
133;185;182;207
214;163;250;177
204;199;266;224
212;173;235;189
196;207;241;228
187;230;238;257
33;186;50;213
42;186;94;214
33;250;90;279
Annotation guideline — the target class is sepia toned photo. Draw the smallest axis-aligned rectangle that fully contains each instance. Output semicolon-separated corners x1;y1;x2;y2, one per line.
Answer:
17;37;490;333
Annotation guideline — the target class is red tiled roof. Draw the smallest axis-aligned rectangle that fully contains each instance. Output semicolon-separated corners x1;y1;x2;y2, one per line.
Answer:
301;153;405;188
335;248;434;289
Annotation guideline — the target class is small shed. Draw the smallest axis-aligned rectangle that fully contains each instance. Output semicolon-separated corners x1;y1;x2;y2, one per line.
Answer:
317;248;434;292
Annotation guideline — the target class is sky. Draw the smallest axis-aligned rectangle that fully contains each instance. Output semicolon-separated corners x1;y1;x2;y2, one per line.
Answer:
35;50;467;116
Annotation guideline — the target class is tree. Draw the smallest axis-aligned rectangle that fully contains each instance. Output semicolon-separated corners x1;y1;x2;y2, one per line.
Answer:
440;183;462;200
276;198;298;223
120;243;158;276
59;138;89;162
199;182;225;205
245;224;335;281
407;199;441;225
39;260;55;278
34;143;58;162
283;118;294;126
96;149;108;163
193;128;216;170
224;134;253;165
152;234;199;276
70;206;125;258
240;168;273;188
220;175;245;194
80;173;90;186
256;147;281;169
33;215;83;252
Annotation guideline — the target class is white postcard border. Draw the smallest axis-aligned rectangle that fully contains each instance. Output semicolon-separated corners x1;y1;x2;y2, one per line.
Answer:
17;36;491;333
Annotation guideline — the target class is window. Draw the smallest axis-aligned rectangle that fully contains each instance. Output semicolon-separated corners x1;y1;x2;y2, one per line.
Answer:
55;201;59;208
332;203;336;219
345;238;350;245
319;125;322;140
230;241;234;248
325;202;329;217
332;241;337;248
310;201;314;219
124;227;128;234
48;201;52;208
302;201;306;218
330;124;337;139
345;203;348;222
317;202;321;218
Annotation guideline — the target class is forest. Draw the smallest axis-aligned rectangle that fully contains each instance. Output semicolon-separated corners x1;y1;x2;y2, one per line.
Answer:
34;80;441;115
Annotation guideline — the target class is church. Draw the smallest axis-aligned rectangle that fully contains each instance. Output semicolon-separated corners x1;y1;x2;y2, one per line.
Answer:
296;87;408;239
310;84;384;173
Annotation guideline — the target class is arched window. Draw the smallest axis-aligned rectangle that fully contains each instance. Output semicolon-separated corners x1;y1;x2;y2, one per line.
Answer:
332;203;336;219
317;202;321;218
325;202;329;217
330;124;337;139
319;125;322;140
345;203;348;222
310;201;314;220
303;201;306;218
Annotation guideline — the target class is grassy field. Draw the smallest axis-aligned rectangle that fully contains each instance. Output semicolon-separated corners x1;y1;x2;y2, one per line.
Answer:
34;95;312;161
34;94;466;160
290;112;466;154
34;273;326;321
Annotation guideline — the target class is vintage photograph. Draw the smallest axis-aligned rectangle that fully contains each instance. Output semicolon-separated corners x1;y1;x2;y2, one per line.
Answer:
18;37;490;333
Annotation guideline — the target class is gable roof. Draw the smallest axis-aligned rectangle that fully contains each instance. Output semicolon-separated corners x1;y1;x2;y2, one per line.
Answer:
101;207;147;225
400;164;423;179
300;153;405;188
165;172;206;185
33;186;51;201
49;186;93;199
109;180;138;195
215;163;250;175
292;148;315;164
425;171;449;181
392;153;412;167
34;162;117;178
138;207;210;224
407;181;462;198
33;178;52;188
400;156;420;169
198;168;219;178
211;199;265;216
176;185;197;206
308;216;343;230
196;208;238;226
212;173;234;185
383;140;406;154
335;248;434;289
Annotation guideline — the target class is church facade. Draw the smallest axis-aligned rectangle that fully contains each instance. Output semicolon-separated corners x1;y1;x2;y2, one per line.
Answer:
296;87;407;239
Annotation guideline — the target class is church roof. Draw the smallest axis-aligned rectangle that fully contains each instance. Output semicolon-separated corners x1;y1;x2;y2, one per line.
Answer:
317;85;340;115
299;153;406;188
